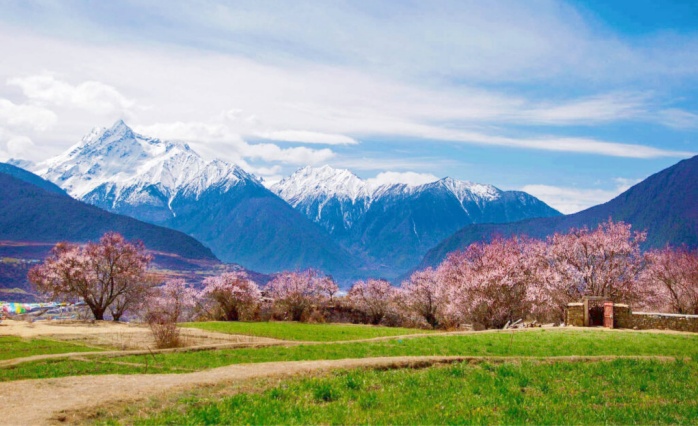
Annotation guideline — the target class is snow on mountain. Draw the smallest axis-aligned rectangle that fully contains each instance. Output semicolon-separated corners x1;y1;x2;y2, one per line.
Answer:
34;120;254;215
24;123;561;280
28;121;359;278
271;165;506;228
270;165;373;233
438;177;500;204
272;165;371;205
272;165;562;277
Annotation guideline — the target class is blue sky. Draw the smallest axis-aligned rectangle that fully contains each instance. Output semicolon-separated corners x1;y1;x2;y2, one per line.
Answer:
0;0;696;213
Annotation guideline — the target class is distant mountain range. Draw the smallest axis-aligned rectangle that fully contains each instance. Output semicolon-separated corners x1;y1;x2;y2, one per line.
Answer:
419;154;698;270
0;163;283;300
29;120;358;277
11;120;562;280
271;165;561;276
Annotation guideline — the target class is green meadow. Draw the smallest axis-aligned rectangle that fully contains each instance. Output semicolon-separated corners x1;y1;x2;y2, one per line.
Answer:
3;323;698;424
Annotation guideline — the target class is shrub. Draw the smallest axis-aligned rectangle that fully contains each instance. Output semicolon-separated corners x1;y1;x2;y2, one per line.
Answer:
145;279;197;348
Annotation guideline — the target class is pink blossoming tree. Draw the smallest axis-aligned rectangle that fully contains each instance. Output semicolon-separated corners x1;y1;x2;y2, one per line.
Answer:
399;267;454;329
29;232;153;321
347;279;397;325
147;278;198;323
200;271;261;321
545;220;648;307
437;236;538;329
642;247;698;314
265;269;337;321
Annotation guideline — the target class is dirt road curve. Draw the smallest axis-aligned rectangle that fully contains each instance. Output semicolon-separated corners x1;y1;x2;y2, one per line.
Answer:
0;355;677;425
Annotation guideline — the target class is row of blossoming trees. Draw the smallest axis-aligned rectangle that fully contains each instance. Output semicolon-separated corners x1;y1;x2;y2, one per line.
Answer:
29;221;698;332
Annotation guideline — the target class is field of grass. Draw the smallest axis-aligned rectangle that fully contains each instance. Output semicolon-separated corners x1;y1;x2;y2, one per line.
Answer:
2;329;697;382
183;321;433;341
102;358;698;424
0;336;98;361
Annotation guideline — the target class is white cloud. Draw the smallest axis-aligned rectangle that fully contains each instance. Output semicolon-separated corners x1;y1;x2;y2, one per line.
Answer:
612;177;642;193
135;120;335;166
6;135;35;156
0;128;38;162
509;93;649;126
521;185;617;214
103;1;697;84
242;143;335;165
0;9;693;181
414;127;695;158
0;98;57;131
522;177;643;214
7;74;135;115
367;171;439;188
257;130;358;145
135;121;237;143
656;108;698;130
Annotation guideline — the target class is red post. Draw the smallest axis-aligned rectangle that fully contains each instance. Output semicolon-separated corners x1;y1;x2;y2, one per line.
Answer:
603;302;614;328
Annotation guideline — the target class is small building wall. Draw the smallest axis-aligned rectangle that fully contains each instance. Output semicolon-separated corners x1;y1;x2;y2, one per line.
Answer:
566;303;584;327
612;304;632;328
615;307;698;332
566;302;698;332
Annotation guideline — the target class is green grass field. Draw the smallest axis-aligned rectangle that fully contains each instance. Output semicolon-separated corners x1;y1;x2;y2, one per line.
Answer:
103;359;698;424
0;336;99;361
182;321;433;341
2;328;697;382
3;323;698;424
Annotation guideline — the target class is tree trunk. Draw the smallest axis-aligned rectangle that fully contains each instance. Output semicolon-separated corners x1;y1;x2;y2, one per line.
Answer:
92;307;105;321
292;307;304;322
425;313;439;329
225;307;239;321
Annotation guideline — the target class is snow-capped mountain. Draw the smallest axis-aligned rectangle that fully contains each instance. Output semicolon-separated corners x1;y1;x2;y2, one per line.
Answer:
271;166;505;235
34;120;252;223
26;121;560;281
272;165;559;233
32;121;359;277
272;166;562;276
271;166;373;236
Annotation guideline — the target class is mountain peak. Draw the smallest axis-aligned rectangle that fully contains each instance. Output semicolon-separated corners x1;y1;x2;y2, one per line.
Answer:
112;118;128;129
37;123;257;203
437;176;500;202
104;119;135;140
272;165;369;204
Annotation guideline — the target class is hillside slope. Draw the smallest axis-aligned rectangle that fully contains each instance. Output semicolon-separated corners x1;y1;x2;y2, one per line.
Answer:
0;170;217;260
420;155;698;268
0;163;65;195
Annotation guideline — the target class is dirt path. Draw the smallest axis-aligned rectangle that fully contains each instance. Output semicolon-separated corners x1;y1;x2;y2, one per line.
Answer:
3;325;695;368
0;320;282;350
0;327;546;368
0;355;679;425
